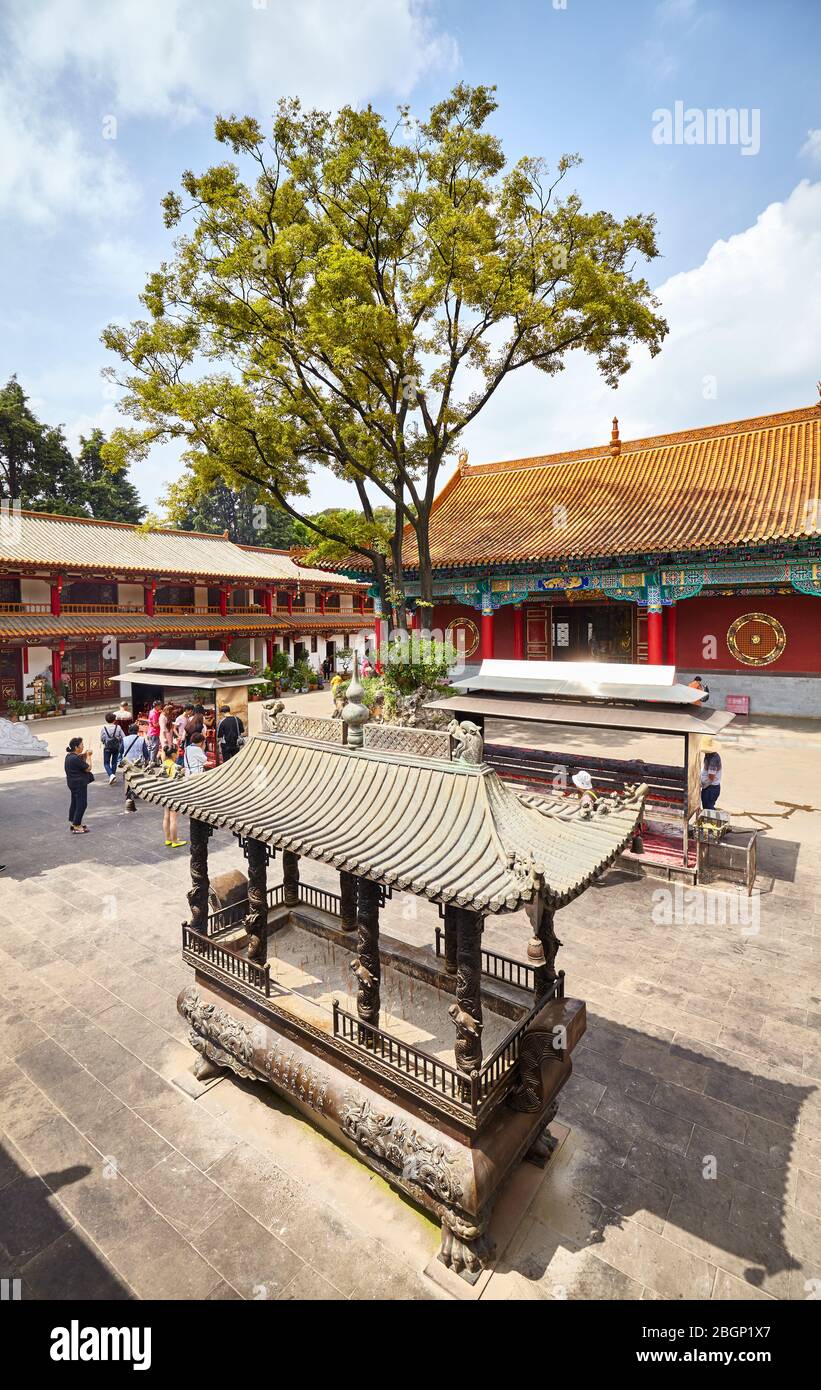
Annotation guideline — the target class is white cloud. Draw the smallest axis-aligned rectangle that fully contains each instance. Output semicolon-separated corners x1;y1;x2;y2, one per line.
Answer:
799;129;821;163
0;83;136;225
457;179;821;468
7;0;459;121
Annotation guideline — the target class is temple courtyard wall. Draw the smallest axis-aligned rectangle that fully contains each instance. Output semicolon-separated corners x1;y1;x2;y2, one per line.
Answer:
1;693;820;1300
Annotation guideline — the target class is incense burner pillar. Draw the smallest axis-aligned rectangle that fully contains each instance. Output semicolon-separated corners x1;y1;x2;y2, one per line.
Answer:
352;877;381;1027
245;837;269;964
533;904;562;999
282;850;300;906
442;904;458;975
185;817;212;934
449;908;484;1073
339;870;358;932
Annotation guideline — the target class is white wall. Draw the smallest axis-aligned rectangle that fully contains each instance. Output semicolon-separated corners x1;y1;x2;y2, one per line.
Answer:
117;582;144;609
21;577;50;606
115;642;146;705
23;646;52;696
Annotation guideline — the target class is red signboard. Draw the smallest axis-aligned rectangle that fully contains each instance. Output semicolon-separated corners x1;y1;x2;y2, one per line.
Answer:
726;694;750;715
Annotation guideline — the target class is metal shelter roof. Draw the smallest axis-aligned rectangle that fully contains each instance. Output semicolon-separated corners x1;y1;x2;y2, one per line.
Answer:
125;733;648;913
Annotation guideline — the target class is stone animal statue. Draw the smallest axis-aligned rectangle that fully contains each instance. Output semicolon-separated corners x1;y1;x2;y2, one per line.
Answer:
260;698;284;733
448;719;484;765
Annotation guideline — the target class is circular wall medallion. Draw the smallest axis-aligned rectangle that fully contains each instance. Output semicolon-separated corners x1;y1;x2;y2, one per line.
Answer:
445;617;480;658
727;612;786;667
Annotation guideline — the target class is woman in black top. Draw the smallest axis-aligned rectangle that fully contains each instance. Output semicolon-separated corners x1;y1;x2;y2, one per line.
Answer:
64;737;94;833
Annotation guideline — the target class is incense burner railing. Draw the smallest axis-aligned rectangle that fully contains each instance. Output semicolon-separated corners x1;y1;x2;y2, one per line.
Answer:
331;976;561;1118
434;927;537;992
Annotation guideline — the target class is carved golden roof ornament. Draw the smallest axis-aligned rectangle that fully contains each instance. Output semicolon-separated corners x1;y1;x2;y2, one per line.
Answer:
609;417;621;456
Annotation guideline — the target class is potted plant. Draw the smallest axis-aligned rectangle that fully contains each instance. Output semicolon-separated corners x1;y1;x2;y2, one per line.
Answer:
6;698;23;721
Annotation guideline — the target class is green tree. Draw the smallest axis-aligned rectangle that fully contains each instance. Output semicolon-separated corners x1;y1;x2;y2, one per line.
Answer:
75;429;146;523
0;378;145;521
164;472;293;545
102;83;667;612
0;376;85;514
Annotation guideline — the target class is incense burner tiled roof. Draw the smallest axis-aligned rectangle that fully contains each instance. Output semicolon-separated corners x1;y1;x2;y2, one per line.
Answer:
125;734;647;912
0;511;360;586
402;404;821;569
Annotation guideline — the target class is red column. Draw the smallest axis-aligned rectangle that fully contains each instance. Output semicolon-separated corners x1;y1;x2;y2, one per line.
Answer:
144;580;155;616
287;593;294;617
513;604;525;661
481;610;495;659
22;646;29;675
647;608;663;665
318;591;326;616
262;590;272;617
50;575;62;616
219;587;228;618
52;648;62;689
358;592;366;616
665;603;678;667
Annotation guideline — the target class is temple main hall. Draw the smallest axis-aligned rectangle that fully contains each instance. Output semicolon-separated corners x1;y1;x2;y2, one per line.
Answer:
388;402;821;716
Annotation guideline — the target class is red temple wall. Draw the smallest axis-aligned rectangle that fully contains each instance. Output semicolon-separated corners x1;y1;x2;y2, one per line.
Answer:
675;593;821;674
432;601;516;661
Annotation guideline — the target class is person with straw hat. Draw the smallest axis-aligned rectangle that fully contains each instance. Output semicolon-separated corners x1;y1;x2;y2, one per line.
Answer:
700;737;723;809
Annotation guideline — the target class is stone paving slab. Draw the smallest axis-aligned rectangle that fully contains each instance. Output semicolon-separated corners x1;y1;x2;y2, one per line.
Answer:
1;706;820;1300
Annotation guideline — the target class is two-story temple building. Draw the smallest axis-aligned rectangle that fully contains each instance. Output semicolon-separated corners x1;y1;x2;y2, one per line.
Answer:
0;510;371;710
388;403;821;716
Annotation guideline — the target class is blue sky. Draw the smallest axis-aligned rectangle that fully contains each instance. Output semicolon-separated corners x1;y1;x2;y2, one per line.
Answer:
1;0;819;514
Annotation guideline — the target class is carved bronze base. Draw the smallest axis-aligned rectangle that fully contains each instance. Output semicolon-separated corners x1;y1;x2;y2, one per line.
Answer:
178;976;581;1285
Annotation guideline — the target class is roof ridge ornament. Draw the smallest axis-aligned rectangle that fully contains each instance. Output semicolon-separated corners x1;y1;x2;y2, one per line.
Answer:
609;416;621;456
341;650;371;748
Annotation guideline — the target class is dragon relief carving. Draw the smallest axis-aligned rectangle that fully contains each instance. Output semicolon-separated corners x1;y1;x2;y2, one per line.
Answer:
179;987;257;1079
340;1093;463;1205
179;988;327;1110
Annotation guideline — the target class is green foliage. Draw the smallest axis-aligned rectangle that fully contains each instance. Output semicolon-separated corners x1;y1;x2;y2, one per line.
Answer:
381;636;457;697
289;658;315;689
0;378;145;522
163;473;297;547
102;84;667;602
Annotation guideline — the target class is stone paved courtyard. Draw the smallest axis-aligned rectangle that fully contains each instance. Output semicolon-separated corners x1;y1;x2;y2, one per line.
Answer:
1;700;820;1300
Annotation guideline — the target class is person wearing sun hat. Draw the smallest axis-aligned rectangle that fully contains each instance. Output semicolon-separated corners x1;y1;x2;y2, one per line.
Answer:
700;736;723;809
572;768;597;811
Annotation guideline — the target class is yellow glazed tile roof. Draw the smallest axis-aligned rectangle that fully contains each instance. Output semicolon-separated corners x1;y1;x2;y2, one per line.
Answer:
0;511;360;587
402;404;821;569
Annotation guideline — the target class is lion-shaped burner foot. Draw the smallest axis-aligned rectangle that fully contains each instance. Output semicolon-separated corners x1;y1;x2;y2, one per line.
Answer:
438;1208;495;1284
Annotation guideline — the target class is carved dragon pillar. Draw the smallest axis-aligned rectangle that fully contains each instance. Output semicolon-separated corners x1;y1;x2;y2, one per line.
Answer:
184;817;212;934
352;876;381;1028
442;903;458;976
339;870;358;932
533;904;562;1000
449;908;483;1074
282;849;300;906
245;836;269;964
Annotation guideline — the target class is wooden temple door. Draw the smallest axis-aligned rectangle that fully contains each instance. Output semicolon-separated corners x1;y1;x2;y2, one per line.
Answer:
63;646;120;704
0;649;22;709
525;605;551;660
